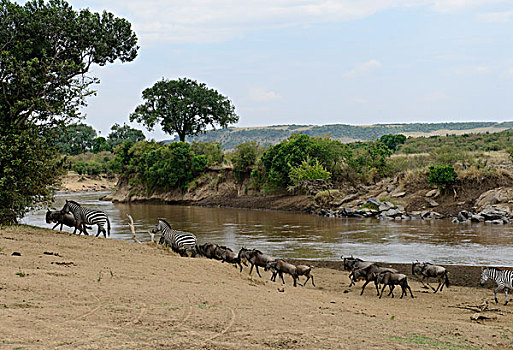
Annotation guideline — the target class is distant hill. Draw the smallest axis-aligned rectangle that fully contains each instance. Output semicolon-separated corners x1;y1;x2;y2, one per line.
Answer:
167;121;513;149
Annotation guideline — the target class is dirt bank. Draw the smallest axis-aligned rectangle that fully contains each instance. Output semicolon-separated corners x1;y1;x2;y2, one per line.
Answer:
59;171;117;193
1;226;513;349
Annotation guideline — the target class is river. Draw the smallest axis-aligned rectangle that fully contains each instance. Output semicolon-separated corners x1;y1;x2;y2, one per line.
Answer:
21;191;513;266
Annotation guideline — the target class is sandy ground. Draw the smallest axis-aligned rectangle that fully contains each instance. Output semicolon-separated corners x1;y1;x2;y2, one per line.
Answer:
58;172;117;193
1;226;513;350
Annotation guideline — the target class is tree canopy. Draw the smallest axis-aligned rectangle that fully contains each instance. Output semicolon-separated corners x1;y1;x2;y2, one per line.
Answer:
130;78;238;142
107;123;146;149
0;0;138;223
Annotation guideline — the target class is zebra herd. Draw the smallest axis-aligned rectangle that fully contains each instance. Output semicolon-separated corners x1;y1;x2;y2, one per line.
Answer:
44;201;513;305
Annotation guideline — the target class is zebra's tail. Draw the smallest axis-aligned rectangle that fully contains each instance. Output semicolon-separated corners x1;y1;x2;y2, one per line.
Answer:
107;216;111;237
444;271;450;288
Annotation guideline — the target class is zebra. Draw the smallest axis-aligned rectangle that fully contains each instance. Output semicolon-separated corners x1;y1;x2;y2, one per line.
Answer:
480;267;513;305
61;200;111;238
151;219;197;257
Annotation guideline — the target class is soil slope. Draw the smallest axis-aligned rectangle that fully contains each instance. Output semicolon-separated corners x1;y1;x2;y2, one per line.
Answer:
1;226;513;349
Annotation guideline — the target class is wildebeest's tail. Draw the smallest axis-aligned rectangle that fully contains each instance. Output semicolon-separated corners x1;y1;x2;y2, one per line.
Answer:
107;216;111;237
444;271;450;288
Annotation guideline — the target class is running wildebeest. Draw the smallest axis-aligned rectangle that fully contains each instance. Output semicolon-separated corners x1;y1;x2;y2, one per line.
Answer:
342;256;373;286
377;271;414;299
352;263;398;296
45;209;90;234
412;261;450;293
238;247;274;278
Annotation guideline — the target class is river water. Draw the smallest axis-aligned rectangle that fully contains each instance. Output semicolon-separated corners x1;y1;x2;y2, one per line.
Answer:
21;192;513;266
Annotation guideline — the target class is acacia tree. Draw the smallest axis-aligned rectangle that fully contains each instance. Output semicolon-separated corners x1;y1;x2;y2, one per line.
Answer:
130;78;238;142
107;123;146;149
0;0;138;223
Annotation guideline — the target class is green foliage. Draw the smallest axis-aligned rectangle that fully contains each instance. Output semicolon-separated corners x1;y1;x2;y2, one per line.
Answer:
0;0;138;224
428;165;457;192
107;123;145;149
67;152;114;175
429;145;473;167
130;78;238;142
289;158;331;186
0;125;63;224
0;0;138;127
191;141;224;166
379;134;406;151
230;142;263;182
352;141;393;180
55;123;98;155
92;137;112;153
262;134;352;187
137;142;197;191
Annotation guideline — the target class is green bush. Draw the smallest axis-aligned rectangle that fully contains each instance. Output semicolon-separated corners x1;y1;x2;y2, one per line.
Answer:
288;158;331;186
191;141;224;166
427;165;457;192
230;141;264;182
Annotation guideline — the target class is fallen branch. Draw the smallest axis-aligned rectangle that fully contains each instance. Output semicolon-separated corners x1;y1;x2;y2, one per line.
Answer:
127;214;142;244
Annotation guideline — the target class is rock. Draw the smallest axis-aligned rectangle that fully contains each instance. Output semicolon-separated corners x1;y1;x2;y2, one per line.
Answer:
401;215;410;220
337;193;359;206
343;207;355;216
457;210;471;222
378;202;394;212
471;215;484;223
391;191;406;198
425;189;439;198
426;199;439;207
409;212;422;220
386;185;396;193
383;209;400;217
480;206;509;221
452;217;459;224
396;205;405;213
475;187;513;210
366;197;381;207
430;212;443;219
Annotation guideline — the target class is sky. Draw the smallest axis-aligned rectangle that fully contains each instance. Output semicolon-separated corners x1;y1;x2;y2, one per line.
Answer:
43;1;513;140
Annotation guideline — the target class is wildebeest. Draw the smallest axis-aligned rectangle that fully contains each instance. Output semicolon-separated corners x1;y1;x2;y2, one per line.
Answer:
412;261;450;293
342;256;373;286
352;264;398;296
45;209;90;234
377;271;414;299
216;246;245;272
197;243;223;260
266;259;299;287
238;247;274;278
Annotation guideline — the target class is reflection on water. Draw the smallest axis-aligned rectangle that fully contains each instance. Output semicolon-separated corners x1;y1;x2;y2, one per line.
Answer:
22;192;513;266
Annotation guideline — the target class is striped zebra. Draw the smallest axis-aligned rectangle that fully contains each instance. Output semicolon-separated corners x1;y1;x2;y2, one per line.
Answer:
480;267;513;305
152;219;197;257
61;200;111;238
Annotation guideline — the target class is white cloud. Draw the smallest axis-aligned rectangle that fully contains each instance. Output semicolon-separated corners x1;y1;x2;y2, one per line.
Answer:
249;87;281;102
344;59;382;78
66;1;511;43
476;11;513;23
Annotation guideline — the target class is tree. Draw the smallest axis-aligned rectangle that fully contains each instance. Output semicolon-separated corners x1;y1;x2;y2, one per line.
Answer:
0;0;138;224
130;78;238;142
428;165;457;193
379;134;406;152
55;123;98;155
107;123;146;149
92;137;112;153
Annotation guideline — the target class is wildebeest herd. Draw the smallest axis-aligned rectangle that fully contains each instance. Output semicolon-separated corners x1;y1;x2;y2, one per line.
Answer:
45;200;513;304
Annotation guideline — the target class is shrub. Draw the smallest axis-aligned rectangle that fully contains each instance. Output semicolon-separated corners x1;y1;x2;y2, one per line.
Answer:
230;141;263;182
289;158;331;186
427;165;457;192
191;141;224;166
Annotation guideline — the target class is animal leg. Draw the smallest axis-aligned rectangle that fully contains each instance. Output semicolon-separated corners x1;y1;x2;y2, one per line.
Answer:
255;265;262;278
249;264;254;275
310;275;315;287
360;280;371;295
238;262;243;272
303;275;310;287
51;223;59;230
374;280;380;296
494;285;504;304
379;284;387;299
504;288;509;306
280;272;285;285
387;285;395;297
293;276;297;287
348;271;355;286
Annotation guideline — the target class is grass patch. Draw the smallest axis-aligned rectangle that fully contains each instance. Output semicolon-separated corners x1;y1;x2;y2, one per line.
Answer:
385;333;482;350
198;301;217;310
16;270;26;277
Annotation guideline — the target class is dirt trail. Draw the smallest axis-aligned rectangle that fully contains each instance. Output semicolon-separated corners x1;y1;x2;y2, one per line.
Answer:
1;226;513;349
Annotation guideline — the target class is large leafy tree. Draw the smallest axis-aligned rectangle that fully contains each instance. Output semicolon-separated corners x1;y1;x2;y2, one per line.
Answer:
130;78;238;142
54;123;98;155
107;123;146;149
0;0;138;223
